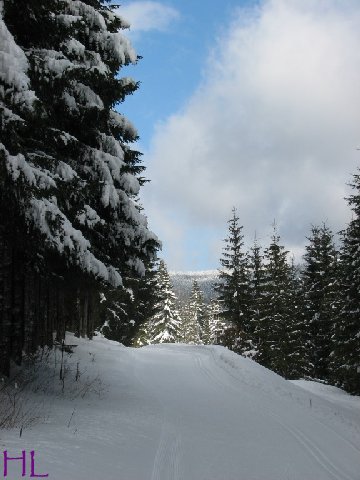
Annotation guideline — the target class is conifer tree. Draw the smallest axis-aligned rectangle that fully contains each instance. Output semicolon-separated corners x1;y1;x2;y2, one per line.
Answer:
133;321;152;347
331;172;360;393
287;258;309;378
180;302;200;344
256;227;305;378
0;0;159;374
208;299;227;345
188;280;207;343
147;260;182;344
201;315;211;345
302;224;339;380
101;258;159;345
215;208;251;353
247;237;266;358
0;1;38;372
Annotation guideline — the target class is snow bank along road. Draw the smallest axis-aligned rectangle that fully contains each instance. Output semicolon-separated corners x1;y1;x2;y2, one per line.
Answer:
2;336;360;480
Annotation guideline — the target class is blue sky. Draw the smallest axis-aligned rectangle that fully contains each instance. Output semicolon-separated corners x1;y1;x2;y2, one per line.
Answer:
120;0;258;149
117;0;360;271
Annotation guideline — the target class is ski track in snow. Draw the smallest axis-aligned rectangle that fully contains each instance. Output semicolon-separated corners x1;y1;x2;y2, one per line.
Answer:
132;344;360;480
198;347;360;458
3;337;360;480
131;349;184;480
150;422;182;480
268;412;354;480
197;347;360;480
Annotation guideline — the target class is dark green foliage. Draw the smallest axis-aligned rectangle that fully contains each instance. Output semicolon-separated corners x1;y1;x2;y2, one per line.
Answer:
247;237;266;358
215;208;251;353
255;228;290;374
0;0;159;375
246;228;307;378
101;259;159;345
302;224;339;380
331;173;360;394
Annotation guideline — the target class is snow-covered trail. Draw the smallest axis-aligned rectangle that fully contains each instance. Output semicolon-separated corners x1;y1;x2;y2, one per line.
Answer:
132;344;360;480
2;337;360;480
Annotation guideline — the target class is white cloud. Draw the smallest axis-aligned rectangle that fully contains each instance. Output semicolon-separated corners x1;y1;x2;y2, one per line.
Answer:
119;1;179;33
143;0;360;268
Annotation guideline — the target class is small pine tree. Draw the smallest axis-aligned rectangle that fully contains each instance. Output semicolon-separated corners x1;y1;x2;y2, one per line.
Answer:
188;280;207;343
215;208;251;353
302;224;339;380
208;298;227;345
180;301;200;344
247;236;266;359
256;226;305;378
286;258;309;378
148;260;182;344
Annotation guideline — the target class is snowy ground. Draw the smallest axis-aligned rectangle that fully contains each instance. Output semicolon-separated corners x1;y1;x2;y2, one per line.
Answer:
2;334;360;480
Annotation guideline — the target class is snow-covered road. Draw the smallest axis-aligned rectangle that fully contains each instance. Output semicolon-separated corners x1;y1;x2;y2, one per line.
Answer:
3;336;360;480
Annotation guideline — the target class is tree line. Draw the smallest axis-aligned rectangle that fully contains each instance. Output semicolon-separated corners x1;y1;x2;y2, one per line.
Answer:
214;170;360;395
134;171;360;396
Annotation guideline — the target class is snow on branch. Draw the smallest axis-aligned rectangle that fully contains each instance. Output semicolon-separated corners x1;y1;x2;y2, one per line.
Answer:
0;4;36;109
29;198;122;287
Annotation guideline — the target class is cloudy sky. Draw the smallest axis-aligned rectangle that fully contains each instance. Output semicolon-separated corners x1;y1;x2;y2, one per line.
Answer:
117;0;360;271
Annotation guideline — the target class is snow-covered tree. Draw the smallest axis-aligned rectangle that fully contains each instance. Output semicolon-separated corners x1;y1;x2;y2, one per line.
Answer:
0;0;159;375
302;224;339;380
103;258;159;345
286;258;309;378
331;173;360;394
180;301;200;344
188;280;207;343
208;298;227;345
215;208;251;353
247;237;266;358
256;227;306;378
147;260;182;344
0;0;39;372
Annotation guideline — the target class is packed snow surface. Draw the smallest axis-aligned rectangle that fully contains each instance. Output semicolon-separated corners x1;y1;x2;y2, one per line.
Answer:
2;335;360;480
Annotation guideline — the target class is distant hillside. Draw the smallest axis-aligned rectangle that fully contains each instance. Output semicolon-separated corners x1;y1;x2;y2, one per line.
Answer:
170;270;219;304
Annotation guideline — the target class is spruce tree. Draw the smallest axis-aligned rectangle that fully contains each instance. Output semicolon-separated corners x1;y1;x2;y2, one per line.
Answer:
256;227;305;378
208;298;227;345
0;0;159;374
302;224;339;380
3;0;159;285
247;237;266;359
101;258;159;345
287;258;309;378
331;172;360;393
0;1;38;372
147;260;182;344
215;208;251;353
188;280;207;343
180;301;200;344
